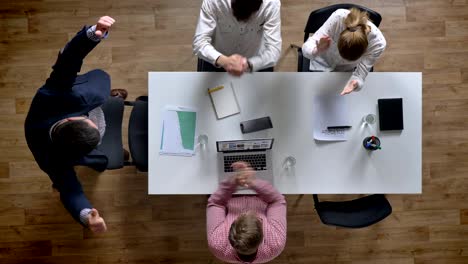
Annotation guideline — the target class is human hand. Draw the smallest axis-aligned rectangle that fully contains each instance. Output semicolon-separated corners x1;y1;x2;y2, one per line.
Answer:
316;36;331;53
88;208;107;234
217;54;247;77
340;80;359;95
95;16;115;39
232;161;255;187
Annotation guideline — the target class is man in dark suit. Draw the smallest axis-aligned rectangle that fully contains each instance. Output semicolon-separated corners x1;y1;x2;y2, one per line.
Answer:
25;16;118;233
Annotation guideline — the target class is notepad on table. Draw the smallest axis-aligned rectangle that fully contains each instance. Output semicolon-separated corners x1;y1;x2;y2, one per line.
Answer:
208;82;240;119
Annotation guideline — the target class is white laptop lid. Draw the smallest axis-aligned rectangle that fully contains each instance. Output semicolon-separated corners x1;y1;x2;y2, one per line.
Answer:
216;139;274;153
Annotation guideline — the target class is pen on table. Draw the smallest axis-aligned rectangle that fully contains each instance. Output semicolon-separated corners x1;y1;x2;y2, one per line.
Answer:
327;126;352;130
208;85;224;93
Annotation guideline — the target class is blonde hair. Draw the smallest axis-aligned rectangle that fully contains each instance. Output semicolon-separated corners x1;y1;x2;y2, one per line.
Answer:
338;8;371;61
229;213;263;255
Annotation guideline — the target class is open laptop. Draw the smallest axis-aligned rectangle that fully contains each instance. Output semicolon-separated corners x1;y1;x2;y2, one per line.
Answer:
216;138;274;183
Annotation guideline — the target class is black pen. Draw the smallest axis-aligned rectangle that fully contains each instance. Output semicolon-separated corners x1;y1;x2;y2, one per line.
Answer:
327;126;352;129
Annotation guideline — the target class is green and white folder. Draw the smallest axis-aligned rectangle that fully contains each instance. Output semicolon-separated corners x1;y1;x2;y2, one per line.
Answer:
160;105;197;156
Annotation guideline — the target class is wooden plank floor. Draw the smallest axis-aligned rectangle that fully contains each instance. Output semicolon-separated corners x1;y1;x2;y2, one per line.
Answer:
1;0;468;263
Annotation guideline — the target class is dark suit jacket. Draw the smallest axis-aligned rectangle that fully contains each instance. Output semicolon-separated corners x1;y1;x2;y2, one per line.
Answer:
25;26;110;225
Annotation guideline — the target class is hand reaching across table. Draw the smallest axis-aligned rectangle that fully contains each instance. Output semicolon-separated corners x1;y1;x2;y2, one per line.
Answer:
341;80;358;95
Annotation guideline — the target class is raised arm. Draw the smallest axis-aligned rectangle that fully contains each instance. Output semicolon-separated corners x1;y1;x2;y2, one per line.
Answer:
45;16;115;90
302;10;342;60
250;179;287;255
207;177;237;236
48;165;107;233
206;177;237;258
247;0;282;71
231;161;286;255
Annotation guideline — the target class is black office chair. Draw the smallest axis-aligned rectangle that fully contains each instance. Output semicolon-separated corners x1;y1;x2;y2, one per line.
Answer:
313;194;392;228
197;58;214;72
98;96;148;172
128;96;148;172
293;3;382;72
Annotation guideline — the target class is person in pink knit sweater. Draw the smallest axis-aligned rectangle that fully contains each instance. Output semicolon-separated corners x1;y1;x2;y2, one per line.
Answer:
207;161;287;263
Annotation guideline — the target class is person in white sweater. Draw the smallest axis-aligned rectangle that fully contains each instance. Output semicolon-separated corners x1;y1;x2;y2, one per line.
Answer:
302;8;386;95
193;0;282;76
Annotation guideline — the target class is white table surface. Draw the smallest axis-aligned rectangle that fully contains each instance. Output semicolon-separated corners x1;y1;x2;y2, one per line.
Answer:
148;72;422;194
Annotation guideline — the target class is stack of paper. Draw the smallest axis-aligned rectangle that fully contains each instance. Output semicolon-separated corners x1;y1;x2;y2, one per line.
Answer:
160;105;197;156
313;94;351;141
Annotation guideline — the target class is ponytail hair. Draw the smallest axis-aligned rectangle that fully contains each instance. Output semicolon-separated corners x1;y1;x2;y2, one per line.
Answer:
338;8;371;61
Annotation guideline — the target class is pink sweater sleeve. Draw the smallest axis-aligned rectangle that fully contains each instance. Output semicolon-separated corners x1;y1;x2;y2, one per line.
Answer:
251;179;287;259
206;178;237;260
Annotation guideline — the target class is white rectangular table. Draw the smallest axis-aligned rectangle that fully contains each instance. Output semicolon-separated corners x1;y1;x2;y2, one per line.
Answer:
148;72;422;194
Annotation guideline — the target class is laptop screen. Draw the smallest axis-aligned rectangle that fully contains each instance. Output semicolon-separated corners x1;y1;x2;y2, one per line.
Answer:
217;139;274;152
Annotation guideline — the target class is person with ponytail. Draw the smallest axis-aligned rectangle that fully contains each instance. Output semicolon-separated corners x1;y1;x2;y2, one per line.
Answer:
302;8;386;95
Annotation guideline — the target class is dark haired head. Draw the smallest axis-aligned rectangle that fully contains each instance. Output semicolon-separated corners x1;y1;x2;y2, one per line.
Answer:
231;0;263;22
52;119;100;158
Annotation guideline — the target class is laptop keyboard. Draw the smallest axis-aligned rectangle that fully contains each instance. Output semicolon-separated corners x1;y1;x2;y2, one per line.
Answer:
224;154;267;172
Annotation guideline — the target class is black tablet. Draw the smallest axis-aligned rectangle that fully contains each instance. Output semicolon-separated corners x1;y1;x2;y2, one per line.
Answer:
378;98;404;131
240;116;273;134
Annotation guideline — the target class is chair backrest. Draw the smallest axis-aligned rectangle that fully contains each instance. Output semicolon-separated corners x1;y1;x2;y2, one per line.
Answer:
197;58;204;72
197;58;216;72
303;3;382;42
98;96;125;169
313;194;392;228
128;96;148;172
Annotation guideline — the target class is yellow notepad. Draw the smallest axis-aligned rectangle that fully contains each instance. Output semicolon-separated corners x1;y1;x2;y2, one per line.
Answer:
208;82;240;119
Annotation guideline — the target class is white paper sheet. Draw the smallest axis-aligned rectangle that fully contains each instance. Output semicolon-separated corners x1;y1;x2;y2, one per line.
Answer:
313;94;351;141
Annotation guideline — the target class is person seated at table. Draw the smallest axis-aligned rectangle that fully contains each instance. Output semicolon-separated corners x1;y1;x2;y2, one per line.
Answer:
193;0;282;76
302;8;386;95
24;16;127;233
206;161;287;263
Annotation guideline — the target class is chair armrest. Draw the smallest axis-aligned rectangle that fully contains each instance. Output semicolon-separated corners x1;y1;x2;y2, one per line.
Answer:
298;48;311;72
97;97;125;170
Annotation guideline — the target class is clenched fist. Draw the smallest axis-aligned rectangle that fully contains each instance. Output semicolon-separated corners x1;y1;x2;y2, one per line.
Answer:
88;208;107;234
95;16;115;39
